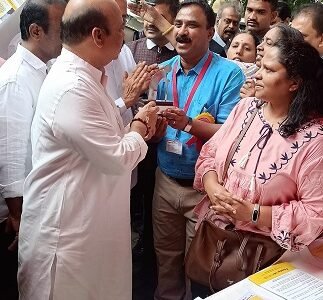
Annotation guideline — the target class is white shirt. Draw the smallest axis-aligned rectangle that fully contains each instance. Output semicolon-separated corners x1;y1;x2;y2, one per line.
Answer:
0;44;47;223
213;30;226;48
18;48;147;300
105;44;138;188
146;38;175;51
105;44;136;127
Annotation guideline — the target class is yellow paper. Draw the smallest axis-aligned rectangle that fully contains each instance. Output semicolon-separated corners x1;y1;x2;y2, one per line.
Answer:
249;262;295;285
5;0;16;10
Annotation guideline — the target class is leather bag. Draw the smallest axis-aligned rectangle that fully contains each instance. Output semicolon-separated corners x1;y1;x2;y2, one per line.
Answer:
185;102;285;292
184;212;285;291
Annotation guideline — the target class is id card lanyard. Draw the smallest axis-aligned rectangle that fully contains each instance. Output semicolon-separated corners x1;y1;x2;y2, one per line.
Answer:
171;52;212;140
166;52;212;155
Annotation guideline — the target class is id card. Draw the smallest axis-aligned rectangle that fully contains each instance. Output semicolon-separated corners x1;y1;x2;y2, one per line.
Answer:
166;140;183;155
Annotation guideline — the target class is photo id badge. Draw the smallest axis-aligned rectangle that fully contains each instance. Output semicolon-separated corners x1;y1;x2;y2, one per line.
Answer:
166;140;183;155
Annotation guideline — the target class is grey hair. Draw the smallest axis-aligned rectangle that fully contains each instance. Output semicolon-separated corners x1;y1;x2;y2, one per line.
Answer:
216;1;242;23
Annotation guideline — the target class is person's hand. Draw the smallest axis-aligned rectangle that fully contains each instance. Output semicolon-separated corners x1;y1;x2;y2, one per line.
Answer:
123;62;150;108
204;182;234;219
161;108;188;131
5;215;19;251
149;115;167;143
133;101;159;140
5;197;22;252
209;190;253;222
240;78;256;99
142;63;159;92
128;1;157;24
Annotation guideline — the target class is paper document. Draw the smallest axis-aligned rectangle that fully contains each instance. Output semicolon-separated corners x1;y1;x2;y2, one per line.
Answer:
202;279;283;300
249;262;323;300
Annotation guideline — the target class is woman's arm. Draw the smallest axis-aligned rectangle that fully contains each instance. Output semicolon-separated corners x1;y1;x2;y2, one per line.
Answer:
270;155;323;251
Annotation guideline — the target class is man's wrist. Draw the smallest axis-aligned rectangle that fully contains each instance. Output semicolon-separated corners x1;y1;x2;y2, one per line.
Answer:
183;116;193;133
130;118;150;137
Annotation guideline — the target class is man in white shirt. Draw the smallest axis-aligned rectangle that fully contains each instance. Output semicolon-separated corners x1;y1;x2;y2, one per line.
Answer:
18;0;158;299
106;0;154;127
105;0;159;193
0;0;66;297
213;1;241;51
0;0;66;255
105;43;137;126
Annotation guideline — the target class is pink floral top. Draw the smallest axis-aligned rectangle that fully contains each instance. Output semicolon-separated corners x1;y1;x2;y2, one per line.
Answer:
194;97;323;252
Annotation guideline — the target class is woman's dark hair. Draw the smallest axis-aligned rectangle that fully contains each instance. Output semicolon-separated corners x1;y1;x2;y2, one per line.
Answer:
230;31;260;48
274;39;323;137
273;23;303;44
179;0;215;28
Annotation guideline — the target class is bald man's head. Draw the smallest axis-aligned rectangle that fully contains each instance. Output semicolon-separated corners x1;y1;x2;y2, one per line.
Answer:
61;0;124;67
61;0;120;45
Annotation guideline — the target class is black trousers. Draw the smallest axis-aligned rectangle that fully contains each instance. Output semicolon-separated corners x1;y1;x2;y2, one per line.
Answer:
0;220;19;300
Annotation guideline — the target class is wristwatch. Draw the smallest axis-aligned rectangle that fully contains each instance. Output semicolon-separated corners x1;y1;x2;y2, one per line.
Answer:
183;117;193;133
251;203;260;223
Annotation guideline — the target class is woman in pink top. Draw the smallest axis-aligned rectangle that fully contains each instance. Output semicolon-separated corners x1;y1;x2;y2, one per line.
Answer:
194;39;323;252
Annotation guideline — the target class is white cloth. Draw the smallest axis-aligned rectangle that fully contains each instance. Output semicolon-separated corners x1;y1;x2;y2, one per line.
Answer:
146;38;175;51
105;44;138;188
212;30;226;48
18;48;148;300
105;44;136;127
0;44;47;223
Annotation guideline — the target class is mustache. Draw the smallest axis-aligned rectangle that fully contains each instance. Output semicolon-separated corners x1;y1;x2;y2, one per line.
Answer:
247;19;259;25
176;35;191;43
224;29;235;35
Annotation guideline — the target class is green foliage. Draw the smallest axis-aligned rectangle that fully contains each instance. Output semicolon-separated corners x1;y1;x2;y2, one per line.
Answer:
286;0;319;10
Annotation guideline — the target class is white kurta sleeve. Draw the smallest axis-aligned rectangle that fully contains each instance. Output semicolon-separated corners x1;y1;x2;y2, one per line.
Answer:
52;87;147;176
0;81;34;198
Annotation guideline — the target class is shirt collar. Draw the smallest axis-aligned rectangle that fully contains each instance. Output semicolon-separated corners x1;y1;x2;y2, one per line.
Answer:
60;47;104;85
16;44;47;74
176;50;212;75
212;30;226;48
146;38;174;51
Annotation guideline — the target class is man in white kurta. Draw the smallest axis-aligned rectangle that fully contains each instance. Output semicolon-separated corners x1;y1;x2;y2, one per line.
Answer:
18;0;157;299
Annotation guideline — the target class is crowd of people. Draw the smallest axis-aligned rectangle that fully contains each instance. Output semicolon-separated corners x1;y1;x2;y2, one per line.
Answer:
0;0;322;299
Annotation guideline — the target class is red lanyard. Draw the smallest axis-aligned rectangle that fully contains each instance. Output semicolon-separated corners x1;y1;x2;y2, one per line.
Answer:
172;52;213;113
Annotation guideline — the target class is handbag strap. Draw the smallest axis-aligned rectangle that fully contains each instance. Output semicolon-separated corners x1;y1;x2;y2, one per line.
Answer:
221;101;262;183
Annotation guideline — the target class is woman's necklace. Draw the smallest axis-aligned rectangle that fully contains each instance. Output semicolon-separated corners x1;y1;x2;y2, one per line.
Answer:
262;103;288;130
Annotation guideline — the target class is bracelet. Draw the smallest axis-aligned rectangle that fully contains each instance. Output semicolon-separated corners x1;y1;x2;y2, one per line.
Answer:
162;25;174;36
251;203;260;223
130;118;150;137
